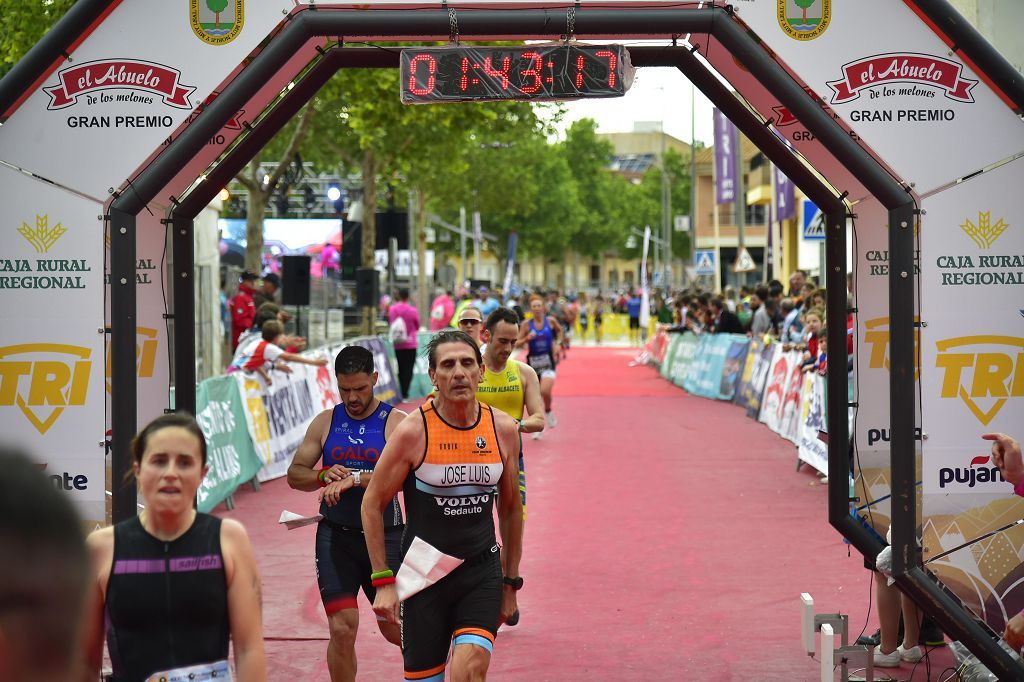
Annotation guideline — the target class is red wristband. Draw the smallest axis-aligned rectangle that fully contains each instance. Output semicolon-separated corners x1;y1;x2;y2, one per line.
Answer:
371;576;396;588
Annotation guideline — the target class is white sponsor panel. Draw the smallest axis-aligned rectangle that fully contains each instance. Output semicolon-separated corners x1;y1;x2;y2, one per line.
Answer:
0;165;105;523
920;158;1024;494
0;0;293;198
102;210;171;429
736;0;1024;193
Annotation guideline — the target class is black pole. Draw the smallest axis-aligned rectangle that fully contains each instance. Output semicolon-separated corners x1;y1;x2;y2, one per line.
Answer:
109;206;137;523
170;215;195;416
0;0;118;120
910;0;1024;113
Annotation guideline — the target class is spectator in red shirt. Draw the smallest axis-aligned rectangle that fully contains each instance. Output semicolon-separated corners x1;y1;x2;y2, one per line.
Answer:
230;271;259;351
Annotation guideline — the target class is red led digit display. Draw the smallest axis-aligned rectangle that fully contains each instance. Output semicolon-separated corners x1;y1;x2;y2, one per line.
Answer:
400;44;631;104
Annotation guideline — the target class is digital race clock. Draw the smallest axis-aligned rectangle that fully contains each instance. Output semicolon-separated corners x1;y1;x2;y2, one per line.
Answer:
400;44;633;104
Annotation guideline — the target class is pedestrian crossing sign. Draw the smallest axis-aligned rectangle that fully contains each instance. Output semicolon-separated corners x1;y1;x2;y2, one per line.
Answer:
733;247;757;273
695;250;716;275
802;199;825;241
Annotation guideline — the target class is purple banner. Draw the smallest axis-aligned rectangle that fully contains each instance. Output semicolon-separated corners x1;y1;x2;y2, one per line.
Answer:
713;108;738;205
774;165;795;221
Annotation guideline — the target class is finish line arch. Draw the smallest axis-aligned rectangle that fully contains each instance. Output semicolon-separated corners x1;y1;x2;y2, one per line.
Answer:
1;1;1022;675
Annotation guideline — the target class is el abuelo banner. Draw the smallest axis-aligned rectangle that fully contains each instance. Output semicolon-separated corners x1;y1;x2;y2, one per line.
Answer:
920;158;1024;495
0;166;106;525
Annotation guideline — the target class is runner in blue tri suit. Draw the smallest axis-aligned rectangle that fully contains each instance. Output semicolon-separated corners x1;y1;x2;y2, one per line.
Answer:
516;294;563;437
288;345;407;681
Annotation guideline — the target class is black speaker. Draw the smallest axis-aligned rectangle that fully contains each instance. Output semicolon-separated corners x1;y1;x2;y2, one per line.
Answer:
281;255;311;306
375;211;409;250
355;267;379;307
340;220;362;280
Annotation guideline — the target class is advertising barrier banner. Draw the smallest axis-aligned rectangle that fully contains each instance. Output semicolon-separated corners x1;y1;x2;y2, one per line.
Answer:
195;375;264;512
406;332;435;400
735;338;775;419
683;334;748;401
759;346;805;444
347;336;402;404
797;374;828;475
667;333;699;388
659;333;685;380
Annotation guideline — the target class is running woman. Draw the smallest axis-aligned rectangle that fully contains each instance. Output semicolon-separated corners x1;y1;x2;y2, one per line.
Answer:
83;413;266;681
516;294;563;435
287;346;408;681
362;331;523;682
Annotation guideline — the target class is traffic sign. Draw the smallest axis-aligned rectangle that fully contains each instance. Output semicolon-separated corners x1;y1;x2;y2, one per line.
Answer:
674;215;690;232
695;250;717;275
734;247;757;273
802;199;825;241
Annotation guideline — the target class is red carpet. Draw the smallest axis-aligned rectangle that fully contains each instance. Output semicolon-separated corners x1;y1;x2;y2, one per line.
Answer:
219;347;954;680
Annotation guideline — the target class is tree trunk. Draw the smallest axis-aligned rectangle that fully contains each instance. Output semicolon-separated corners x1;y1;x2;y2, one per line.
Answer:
360;152;378;271
245;193;266;272
215;12;221;28
415;189;428;322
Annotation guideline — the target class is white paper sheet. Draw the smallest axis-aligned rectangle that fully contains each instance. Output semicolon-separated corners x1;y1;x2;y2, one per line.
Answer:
396;536;465;600
278;510;323;530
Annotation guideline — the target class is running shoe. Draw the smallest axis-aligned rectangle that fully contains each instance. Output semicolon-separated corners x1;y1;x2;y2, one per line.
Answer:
873;646;901;668
898;645;923;662
546;412;557;428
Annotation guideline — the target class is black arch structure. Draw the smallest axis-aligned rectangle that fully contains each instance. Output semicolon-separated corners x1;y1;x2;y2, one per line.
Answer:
3;2;1021;676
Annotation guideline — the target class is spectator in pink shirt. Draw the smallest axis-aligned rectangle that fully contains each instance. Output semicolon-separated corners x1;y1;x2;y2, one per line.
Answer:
429;289;455;331
388;288;421;398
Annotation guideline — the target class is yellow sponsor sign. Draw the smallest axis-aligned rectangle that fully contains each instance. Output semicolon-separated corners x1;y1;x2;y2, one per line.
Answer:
935;335;1024;425
105;327;159;393
863;316;920;379
0;343;91;433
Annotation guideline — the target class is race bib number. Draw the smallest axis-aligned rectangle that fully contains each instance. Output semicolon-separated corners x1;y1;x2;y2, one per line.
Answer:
528;354;552;371
145;659;232;682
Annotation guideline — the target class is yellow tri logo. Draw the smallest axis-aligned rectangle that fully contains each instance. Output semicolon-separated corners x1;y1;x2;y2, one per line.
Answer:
863;317;921;380
0;344;91;434
935;335;1024;425
105;327;159;393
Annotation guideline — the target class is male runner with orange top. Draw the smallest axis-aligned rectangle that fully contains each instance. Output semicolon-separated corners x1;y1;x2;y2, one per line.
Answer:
362;330;523;682
287;346;407;682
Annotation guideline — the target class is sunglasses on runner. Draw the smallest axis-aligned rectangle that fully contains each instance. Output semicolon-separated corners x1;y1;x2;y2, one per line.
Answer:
459;318;481;326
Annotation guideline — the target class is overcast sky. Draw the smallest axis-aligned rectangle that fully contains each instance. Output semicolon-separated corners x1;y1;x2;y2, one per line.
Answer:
550;65;716;146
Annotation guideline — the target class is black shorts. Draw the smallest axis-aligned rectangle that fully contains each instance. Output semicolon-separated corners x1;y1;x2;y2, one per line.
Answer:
401;545;501;679
315;521;404;615
629;317;640;329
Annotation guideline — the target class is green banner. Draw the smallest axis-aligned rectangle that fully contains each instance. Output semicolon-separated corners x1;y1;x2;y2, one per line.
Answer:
660;333;685;380
195;375;264;512
667;333;699;388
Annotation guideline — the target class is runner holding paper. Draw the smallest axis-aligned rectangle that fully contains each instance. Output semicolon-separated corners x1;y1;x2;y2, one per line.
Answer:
287;346;408;682
362;330;523;682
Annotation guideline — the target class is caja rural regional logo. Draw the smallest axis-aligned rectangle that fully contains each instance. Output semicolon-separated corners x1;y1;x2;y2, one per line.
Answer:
777;0;831;41
960;211;1008;250
934;335;1024;425
0;344;92;434
19;214;66;253
190;0;244;46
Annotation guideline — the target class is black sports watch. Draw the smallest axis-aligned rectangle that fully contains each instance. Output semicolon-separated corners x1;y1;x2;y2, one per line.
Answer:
502;576;524;590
